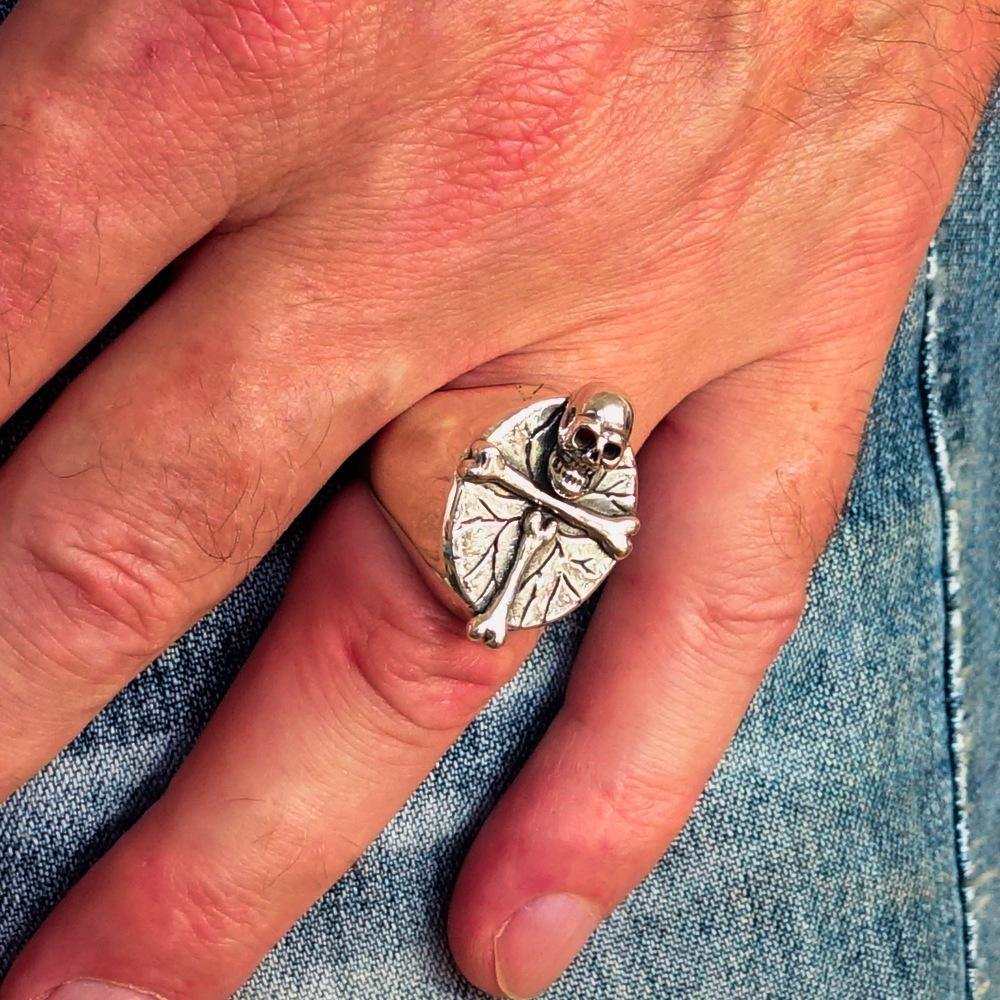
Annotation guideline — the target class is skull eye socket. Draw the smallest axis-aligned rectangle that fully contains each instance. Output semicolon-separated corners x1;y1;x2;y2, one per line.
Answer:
603;441;622;462
572;426;598;450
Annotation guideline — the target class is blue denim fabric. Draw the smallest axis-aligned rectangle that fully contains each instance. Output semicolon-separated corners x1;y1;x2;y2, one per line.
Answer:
0;1;997;995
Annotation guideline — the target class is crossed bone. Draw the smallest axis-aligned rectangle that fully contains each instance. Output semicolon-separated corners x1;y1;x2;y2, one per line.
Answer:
460;441;639;647
459;441;638;559
467;509;557;648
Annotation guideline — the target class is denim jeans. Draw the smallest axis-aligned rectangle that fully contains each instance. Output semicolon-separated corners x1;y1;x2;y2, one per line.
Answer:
0;2;998;996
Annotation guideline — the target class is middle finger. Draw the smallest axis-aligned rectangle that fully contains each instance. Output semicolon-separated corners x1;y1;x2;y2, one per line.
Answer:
0;218;464;800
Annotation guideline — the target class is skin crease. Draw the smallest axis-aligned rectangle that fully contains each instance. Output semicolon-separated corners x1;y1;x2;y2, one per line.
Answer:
0;0;995;997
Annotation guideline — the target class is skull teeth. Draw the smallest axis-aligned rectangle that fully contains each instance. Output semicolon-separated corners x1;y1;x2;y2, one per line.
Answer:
550;453;592;496
561;466;586;488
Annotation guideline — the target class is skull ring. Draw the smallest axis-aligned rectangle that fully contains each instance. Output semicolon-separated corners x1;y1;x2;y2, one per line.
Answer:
443;384;639;648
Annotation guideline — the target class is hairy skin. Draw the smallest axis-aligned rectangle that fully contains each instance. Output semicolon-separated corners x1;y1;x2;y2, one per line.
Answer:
0;1;996;998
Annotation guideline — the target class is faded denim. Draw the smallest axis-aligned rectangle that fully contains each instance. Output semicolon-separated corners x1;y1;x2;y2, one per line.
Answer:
0;0;997;995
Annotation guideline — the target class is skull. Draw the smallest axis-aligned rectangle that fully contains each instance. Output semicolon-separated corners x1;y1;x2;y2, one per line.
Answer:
548;384;634;499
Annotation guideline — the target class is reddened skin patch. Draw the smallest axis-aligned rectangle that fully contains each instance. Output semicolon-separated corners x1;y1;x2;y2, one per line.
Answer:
394;7;638;244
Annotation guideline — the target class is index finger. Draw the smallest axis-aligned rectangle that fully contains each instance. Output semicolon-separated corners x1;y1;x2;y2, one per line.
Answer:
0;0;294;415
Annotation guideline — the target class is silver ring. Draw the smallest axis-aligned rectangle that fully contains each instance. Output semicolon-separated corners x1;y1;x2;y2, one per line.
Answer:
442;384;639;648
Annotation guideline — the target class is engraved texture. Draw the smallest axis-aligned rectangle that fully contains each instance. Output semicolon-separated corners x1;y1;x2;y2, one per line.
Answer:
445;397;637;628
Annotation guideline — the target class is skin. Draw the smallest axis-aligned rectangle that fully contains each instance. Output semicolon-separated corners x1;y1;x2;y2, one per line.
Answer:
0;0;996;997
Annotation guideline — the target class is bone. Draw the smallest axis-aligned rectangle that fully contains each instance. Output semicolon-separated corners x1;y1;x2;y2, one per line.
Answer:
459;441;638;559
467;509;557;648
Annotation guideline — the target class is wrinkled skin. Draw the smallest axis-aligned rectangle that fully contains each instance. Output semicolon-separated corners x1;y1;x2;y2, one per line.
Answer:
0;2;996;998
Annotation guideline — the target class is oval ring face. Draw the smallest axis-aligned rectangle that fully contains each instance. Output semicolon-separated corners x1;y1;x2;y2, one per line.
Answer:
444;396;638;630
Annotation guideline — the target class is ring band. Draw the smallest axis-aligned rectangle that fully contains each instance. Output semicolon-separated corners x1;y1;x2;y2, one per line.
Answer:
443;384;639;648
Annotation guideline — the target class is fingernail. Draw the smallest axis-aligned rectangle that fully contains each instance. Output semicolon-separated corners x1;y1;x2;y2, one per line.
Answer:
41;981;164;1000
493;893;602;999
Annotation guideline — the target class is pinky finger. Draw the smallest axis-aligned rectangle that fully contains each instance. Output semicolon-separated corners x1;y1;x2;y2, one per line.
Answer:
447;351;880;998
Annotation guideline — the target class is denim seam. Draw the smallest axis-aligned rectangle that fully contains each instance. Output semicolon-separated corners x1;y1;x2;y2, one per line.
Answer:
919;241;979;999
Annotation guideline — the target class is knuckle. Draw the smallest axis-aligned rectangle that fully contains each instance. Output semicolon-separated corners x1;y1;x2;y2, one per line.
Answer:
133;843;280;959
128;803;358;981
332;590;517;737
593;764;696;844
15;499;185;661
672;470;821;673
685;564;807;671
170;863;267;950
553;716;699;849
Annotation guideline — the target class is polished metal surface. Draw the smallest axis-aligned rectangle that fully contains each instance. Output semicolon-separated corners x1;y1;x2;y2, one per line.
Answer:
444;387;638;647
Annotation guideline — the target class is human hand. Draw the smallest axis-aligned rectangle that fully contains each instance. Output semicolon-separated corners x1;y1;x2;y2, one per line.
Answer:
0;1;996;997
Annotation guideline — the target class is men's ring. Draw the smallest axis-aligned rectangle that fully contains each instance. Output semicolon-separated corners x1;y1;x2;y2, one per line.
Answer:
442;384;639;648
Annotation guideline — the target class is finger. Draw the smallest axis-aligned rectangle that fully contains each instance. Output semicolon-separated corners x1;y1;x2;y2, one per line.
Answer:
0;145;705;808
0;372;668;999
0;483;537;1000
0;0;312;415
0;217;464;799
368;383;668;616
447;349;884;998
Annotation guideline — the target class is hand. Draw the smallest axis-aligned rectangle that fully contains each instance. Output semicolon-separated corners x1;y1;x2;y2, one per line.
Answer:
0;1;996;997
